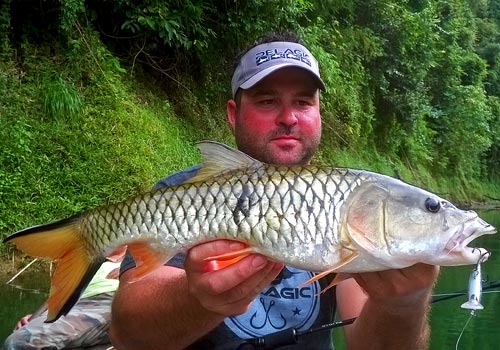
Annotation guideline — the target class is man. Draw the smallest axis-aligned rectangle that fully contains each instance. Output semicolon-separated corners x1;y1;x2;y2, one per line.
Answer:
110;34;439;349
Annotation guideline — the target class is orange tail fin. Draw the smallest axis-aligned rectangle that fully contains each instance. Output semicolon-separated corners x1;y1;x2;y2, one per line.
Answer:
4;216;103;322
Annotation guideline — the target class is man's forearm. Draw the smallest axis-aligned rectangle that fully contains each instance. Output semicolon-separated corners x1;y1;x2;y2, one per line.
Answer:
347;298;431;350
109;267;225;350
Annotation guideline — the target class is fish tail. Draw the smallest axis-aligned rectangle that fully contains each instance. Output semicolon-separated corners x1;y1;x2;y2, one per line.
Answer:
4;215;104;322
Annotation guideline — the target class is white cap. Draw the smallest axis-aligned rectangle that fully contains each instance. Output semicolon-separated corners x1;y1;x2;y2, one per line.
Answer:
231;41;326;97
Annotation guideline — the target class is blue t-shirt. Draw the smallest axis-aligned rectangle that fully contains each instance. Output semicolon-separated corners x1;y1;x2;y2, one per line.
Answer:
120;165;337;349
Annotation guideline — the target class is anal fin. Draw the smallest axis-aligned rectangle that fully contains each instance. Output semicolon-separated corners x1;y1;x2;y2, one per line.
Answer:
126;242;171;282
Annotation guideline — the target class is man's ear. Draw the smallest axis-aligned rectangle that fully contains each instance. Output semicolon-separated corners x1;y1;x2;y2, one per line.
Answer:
226;99;237;132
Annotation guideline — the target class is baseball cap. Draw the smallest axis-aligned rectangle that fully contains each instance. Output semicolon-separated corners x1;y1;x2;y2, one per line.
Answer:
231;41;326;98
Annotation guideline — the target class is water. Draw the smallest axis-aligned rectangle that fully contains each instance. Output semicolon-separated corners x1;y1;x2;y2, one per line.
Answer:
1;211;499;348
430;209;500;350
0;262;50;343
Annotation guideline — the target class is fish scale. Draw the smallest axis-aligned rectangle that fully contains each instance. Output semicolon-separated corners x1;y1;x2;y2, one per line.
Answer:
4;141;496;322
89;166;334;262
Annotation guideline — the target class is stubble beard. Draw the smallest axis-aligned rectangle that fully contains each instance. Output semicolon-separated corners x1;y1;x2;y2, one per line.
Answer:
234;126;321;166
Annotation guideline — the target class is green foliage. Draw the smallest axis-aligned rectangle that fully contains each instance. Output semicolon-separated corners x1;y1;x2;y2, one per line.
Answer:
304;19;379;153
0;0;10;57
431;85;493;176
59;0;85;35
43;76;83;119
220;0;312;47
116;0;215;51
359;1;441;163
483;96;500;179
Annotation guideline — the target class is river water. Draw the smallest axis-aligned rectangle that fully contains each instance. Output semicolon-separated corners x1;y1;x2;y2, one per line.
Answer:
1;210;499;348
429;209;500;350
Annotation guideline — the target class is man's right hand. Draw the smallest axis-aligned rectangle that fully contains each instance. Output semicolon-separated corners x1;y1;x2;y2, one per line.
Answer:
184;240;284;316
110;240;283;350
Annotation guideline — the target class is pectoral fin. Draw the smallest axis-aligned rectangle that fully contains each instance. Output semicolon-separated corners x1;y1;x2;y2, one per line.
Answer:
302;252;359;293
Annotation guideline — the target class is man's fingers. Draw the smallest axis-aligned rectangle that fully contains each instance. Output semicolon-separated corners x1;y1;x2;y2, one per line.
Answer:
185;240;285;317
201;261;283;315
197;254;268;294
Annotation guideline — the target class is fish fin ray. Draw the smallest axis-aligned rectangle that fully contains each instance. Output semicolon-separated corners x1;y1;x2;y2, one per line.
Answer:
204;247;257;272
302;252;359;289
320;273;353;294
4;217;103;322
49;253;103;321
183;141;263;183
106;246;128;263
126;242;171;282
204;247;256;261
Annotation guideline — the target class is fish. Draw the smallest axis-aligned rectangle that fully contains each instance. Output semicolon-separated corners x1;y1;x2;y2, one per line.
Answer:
460;252;489;312
4;141;496;322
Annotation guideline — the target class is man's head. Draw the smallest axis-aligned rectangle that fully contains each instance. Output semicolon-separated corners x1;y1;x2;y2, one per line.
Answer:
227;34;324;166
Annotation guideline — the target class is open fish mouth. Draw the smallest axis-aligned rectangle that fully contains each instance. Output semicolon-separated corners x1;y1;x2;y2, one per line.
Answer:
445;218;496;262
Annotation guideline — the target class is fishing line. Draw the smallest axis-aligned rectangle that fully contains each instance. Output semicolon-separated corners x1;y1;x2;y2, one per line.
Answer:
455;312;474;350
432;292;467;298
431;278;500;303
482;290;500;294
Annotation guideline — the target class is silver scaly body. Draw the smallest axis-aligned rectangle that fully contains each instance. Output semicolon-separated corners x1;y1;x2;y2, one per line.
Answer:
82;165;367;272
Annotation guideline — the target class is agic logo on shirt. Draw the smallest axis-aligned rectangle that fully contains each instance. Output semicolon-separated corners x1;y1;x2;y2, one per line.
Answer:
224;266;321;338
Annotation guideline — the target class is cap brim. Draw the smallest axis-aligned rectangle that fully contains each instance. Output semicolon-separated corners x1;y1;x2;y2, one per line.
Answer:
238;63;326;93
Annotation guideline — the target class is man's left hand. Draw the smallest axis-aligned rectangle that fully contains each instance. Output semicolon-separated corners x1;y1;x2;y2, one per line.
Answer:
352;263;440;310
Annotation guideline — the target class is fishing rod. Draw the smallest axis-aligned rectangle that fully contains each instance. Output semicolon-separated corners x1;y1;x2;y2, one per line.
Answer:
432;279;500;303
232;318;356;350
232;276;500;350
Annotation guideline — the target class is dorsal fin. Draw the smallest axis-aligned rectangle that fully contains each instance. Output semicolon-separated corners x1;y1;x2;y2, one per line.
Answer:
183;141;263;184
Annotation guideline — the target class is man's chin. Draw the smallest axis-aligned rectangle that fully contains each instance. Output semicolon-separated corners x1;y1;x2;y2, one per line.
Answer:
268;145;304;165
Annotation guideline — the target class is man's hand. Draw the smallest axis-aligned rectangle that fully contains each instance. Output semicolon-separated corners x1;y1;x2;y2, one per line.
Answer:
14;315;31;330
111;240;283;350
338;263;440;350
184;240;284;316
352;263;440;309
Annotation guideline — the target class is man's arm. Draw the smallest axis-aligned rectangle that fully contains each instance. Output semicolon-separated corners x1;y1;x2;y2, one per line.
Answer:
337;263;439;350
109;240;283;350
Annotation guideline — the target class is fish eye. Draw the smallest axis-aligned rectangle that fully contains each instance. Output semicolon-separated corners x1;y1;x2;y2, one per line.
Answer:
425;197;441;213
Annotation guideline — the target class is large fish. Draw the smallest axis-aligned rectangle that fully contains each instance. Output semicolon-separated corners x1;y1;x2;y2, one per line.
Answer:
4;141;496;322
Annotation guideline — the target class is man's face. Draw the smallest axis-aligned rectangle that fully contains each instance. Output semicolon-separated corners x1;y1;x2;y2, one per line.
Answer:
227;67;321;166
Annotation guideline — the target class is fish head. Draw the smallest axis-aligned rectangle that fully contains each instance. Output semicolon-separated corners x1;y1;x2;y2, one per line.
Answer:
343;174;496;268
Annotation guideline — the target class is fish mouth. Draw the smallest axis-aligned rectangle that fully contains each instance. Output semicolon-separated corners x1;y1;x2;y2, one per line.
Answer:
444;218;496;263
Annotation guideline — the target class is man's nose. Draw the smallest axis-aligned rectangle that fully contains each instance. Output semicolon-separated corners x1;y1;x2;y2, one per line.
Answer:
276;106;298;126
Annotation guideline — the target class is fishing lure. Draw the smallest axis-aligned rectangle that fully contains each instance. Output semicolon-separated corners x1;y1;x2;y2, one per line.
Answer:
460;251;490;313
455;251;491;350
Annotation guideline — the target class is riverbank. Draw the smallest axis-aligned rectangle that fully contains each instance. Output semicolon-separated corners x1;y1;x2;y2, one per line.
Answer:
0;252;52;276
